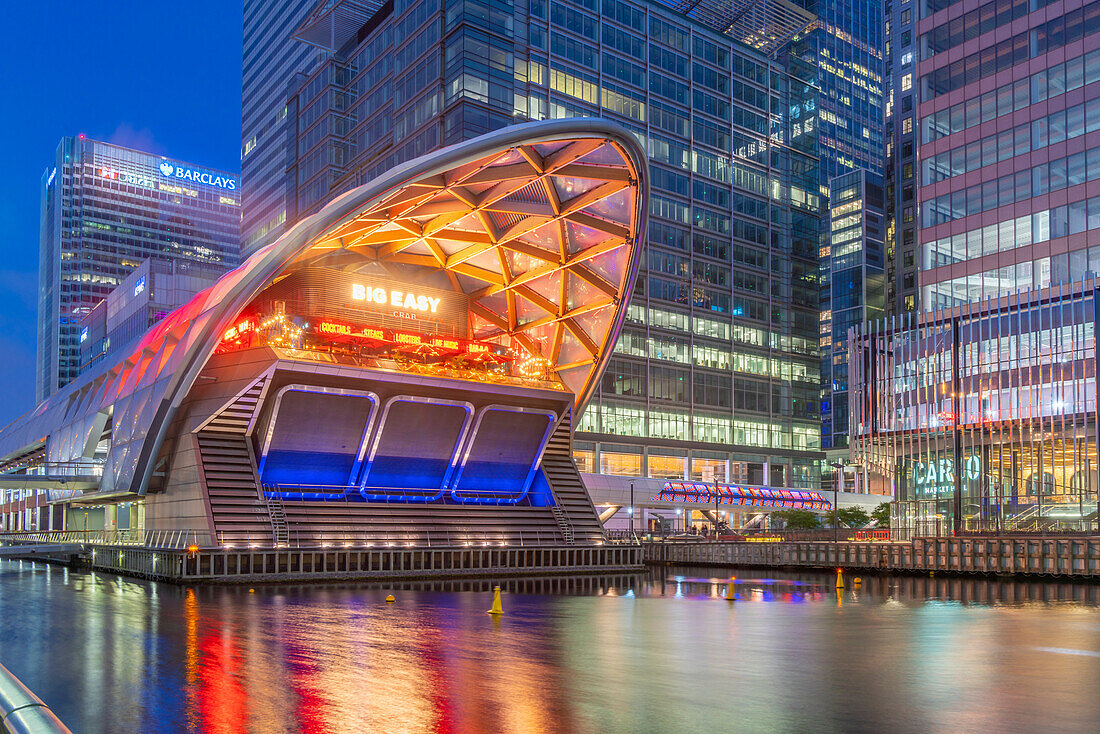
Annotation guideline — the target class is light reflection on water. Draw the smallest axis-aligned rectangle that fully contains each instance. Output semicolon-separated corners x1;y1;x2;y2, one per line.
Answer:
2;560;1100;733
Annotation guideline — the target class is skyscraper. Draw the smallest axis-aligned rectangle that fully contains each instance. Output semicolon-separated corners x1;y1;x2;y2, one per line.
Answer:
37;137;239;402
850;0;1100;533
917;0;1100;307
820;169;884;457
779;0;885;458
243;0;824;488
882;0;919;317
240;0;332;256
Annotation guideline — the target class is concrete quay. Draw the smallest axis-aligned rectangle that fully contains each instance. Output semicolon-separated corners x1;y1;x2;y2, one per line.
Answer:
71;543;644;583
645;537;1100;578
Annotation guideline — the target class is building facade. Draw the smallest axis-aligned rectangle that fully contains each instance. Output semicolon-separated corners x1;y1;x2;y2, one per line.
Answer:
79;258;230;374
850;280;1099;536
822;169;884;454
779;0;886;463
244;0;824;489
38;137;240;403
883;0;919;317
241;0;334;255
917;0;1100;308
1;122;643;545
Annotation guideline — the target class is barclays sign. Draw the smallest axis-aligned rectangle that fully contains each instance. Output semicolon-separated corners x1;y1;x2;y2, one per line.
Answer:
158;162;237;191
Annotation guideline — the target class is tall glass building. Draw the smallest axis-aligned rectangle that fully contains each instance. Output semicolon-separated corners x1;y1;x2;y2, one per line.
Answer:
851;0;1100;535
822;169;884;457
241;0;334;256
780;0;885;459
37;137;240;402
243;0;824;487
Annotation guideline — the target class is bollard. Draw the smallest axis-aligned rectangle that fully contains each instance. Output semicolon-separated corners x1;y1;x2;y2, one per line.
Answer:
725;577;736;601
385;594;396;603
835;568;844;589
488;585;504;615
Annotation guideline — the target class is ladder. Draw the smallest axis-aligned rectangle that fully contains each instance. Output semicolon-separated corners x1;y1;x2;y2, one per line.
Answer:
550;505;575;545
265;493;289;545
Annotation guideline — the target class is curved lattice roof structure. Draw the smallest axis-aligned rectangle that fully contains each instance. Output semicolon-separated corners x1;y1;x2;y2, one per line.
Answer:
0;119;648;497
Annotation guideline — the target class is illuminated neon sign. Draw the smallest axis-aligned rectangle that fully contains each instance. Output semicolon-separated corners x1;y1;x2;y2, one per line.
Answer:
912;455;981;495
316;320;502;356
351;283;440;313
157;162;237;190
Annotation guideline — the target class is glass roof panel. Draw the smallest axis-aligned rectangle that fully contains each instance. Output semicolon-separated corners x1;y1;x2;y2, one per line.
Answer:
565;220;608;255
565;272;600;311
557;331;589;366
583;187;631;225
551;175;604;204
575;142;628;167
525;270;563;304
585;245;629;285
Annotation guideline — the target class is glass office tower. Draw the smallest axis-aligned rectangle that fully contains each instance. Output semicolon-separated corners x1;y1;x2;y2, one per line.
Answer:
241;0;340;256
822;170;884;454
851;0;1100;534
38;137;239;402
780;0;885;461
244;0;823;487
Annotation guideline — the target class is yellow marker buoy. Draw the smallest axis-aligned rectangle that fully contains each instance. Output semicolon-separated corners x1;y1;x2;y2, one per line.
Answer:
488;585;504;615
853;577;862;587
249;588;254;593
835;568;844;589
725;577;736;601
385;594;396;603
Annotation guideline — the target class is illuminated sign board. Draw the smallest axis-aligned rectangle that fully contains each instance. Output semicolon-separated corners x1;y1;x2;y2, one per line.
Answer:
158;162;237;191
80;326;88;343
316;320;503;357
133;276;146;297
912;455;981;495
99;166;154;188
351;283;440;314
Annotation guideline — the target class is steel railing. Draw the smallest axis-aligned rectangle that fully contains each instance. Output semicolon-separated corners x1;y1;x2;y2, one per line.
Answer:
0;528;639;551
0;529;212;550
0;662;72;733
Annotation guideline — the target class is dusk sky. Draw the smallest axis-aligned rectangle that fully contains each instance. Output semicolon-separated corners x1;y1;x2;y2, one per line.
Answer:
0;2;242;424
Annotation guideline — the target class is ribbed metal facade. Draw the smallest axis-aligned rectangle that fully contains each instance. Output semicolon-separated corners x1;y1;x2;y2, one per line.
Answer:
850;280;1100;536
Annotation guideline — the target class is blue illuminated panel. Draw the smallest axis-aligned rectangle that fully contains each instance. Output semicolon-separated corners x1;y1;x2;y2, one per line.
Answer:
449;406;556;504
259;386;377;499
359;396;473;501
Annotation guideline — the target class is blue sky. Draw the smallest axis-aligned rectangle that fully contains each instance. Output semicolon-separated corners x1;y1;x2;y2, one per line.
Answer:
0;2;242;423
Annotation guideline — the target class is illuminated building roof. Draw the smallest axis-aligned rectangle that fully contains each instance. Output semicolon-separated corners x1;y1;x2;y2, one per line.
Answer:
0;119;647;497
668;0;815;56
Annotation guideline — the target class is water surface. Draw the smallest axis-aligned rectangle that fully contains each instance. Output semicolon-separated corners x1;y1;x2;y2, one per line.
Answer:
2;560;1100;733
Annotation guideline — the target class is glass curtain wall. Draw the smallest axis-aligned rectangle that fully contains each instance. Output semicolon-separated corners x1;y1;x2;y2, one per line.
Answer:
850;279;1099;535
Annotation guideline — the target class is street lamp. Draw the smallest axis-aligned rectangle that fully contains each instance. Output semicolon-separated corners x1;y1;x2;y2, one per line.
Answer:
829;461;845;543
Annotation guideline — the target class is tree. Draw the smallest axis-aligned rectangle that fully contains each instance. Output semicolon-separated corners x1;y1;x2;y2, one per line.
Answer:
871;502;891;528
836;506;870;528
770;509;822;529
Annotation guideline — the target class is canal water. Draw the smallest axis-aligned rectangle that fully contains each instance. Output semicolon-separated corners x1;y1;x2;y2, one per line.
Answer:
3;561;1100;733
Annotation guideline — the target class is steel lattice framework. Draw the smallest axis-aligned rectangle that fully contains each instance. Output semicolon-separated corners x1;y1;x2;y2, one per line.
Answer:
294;136;641;394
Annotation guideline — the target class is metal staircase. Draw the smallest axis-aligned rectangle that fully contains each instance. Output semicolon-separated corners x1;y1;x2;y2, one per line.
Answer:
550;505;575;545
538;410;605;544
265;493;289;545
195;378;275;546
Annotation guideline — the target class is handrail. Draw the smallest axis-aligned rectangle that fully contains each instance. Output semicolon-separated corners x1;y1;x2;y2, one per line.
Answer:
0;662;72;734
0;529;639;551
